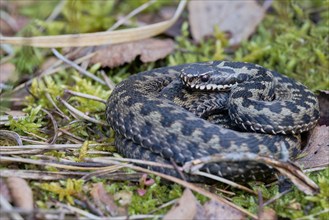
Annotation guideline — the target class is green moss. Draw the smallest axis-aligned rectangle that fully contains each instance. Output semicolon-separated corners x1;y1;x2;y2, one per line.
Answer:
232;168;329;219
3;0;328;217
105;176;183;214
38;179;85;205
8;105;45;137
168;0;329;90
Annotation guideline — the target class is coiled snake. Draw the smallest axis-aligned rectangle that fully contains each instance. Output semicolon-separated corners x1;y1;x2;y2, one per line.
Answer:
106;61;319;181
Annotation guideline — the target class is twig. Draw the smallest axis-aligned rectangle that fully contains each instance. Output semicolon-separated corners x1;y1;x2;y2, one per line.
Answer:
148;199;178;214
108;0;157;31
86;157;176;170
45;0;66;23
45;92;70;120
51;48;106;85
86;157;259;195
296;209;329;220
192;170;257;195
19;137;48;145
0;149;44;155
303;166;329;172
183;152;319;195
0;195;24;220
0;169;88;180
0;143;109;150
263;189;292;206
100;70;115;90
41;108;59;144
58;128;85;142
64;89;107;104
24;131;48;141
7;51;96;95
56;202;103;220
257;190;264;219
56;96;108;126
0;155;122;171
0;10;19;31
83;160;258;219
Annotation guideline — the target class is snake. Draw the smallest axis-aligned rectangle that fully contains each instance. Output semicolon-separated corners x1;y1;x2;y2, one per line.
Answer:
106;61;319;181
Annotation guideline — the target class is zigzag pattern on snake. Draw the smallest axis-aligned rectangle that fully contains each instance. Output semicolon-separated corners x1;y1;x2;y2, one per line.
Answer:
106;61;319;181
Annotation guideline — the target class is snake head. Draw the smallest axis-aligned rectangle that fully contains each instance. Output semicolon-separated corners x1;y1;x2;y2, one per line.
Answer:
180;62;251;91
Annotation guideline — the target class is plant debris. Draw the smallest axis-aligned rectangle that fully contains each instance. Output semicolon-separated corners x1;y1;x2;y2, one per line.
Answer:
0;0;328;219
296;125;329;169
66;38;175;68
165;188;247;220
164;189;200;220
6;177;33;211
318;90;329;126
188;0;267;45
90;182;126;216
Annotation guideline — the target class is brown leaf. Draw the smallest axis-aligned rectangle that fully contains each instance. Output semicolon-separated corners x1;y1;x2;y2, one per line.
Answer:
164;189;201;220
318;90;329;126
0;14;29;36
195;199;246;220
67;38;175;68
6;177;33;211
90;183;126;216
0;178;11;202
0;63;16;83
296;125;329;169
188;0;267;45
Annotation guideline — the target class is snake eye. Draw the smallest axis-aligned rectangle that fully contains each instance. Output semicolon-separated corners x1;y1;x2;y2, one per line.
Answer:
201;74;209;82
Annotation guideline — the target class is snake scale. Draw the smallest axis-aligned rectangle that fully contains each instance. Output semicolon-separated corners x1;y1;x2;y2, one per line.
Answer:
106;61;319;181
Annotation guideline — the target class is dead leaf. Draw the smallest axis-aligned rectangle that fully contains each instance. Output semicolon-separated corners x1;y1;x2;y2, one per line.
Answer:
188;0;267;45
259;208;277;220
164;189;201;220
296;125;329;169
0;13;29;36
0;63;16;83
318;90;329;126
90;183;125;216
194;199;246;220
0;178;11;202
6;177;33;211
65;38;175;68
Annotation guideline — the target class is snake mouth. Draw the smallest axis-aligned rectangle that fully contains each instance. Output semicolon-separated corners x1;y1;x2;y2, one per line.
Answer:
180;74;237;91
190;82;237;91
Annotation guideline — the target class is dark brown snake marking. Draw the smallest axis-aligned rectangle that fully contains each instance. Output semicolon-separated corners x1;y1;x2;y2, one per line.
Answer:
106;61;319;181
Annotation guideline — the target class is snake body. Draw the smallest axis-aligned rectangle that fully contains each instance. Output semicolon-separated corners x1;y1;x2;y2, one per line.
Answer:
106;61;319;181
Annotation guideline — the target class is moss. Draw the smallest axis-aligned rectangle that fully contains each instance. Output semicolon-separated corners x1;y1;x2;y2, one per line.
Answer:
8;105;45;137
168;0;329;90
2;0;328;217
232;168;329;219
38;179;85;205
